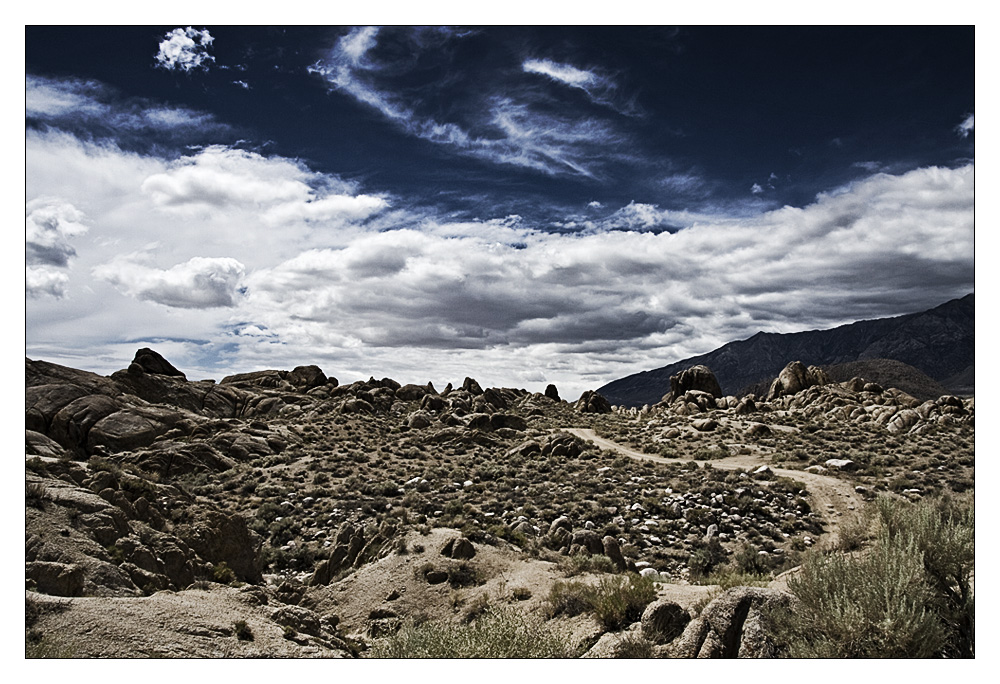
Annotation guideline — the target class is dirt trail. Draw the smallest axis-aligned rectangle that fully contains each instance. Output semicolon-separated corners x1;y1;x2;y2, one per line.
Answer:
564;428;862;548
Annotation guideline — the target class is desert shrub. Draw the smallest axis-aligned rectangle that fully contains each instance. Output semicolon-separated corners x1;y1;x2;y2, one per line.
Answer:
233;620;253;641
558;553;617;577
368;605;577;658
588;575;658;630
687;538;727;578
26;458;48;476
26;482;49;509
729;541;772;575
770;495;974;658
212;561;237;584
447;562;484;588
613;633;656;658
547;575;657;630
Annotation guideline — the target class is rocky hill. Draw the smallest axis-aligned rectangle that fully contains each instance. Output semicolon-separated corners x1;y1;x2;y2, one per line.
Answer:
25;350;974;658
598;294;974;408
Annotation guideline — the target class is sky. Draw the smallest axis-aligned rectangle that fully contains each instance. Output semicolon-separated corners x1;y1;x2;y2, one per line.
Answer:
24;24;975;400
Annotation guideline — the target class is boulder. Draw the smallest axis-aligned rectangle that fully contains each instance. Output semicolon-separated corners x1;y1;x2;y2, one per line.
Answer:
396;384;429;401
602;535;628;571
544;384;561;401
174;510;263;584
26;561;85;597
461;377;484;396
767;361;829;400
692;418;718;432
575;390;612;414
641;599;691;644
665;365;723;403
130;348;186;379
287;365;327;391
570;530;604;555
441;536;476;560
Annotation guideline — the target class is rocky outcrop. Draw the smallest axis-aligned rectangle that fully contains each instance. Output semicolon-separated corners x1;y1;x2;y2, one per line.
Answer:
670;587;792;658
575;390;612;414
665;365;723;402
130;348;186;378
767;361;830;400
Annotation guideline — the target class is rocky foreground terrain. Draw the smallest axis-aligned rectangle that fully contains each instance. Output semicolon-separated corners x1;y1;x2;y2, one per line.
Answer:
25;350;974;657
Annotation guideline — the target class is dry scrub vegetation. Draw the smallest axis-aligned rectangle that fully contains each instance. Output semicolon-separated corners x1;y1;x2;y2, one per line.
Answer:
25;354;974;657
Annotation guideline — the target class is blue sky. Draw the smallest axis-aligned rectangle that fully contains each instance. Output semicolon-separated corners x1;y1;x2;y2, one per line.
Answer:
25;24;975;398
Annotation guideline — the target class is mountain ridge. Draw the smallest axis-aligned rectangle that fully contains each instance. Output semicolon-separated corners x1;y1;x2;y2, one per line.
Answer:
598;293;974;407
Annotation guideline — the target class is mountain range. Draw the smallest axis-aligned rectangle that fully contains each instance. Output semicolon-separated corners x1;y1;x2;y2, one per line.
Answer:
597;293;974;407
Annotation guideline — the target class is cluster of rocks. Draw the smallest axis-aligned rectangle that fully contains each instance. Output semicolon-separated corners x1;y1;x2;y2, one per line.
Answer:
26;460;262;598
584;586;793;658
616;360;973;437
309;521;400;586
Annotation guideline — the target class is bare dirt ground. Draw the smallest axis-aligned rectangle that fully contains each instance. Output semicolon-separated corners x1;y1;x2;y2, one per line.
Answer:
564;428;863;549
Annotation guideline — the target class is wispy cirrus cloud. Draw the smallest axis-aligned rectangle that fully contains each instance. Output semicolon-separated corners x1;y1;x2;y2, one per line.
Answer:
308;27;628;178
955;113;974;138
522;58;637;115
154;27;216;72
26;75;232;144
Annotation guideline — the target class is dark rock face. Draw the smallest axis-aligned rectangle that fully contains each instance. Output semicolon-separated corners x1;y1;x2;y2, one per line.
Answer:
642;599;691;644
598;293;975;406
544;384;561;401
288;365;327;390
575;390;612;413
132;348;186;379
666;365;723;402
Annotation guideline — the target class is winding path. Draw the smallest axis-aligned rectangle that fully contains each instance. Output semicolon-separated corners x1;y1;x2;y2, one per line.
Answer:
564;427;863;548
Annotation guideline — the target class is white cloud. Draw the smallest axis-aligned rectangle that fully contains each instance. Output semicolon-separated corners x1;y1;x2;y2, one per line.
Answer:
94;255;246;309
751;183;764;194
25;104;975;400
26;75;229;139
25;197;89;298
523;58;598;88
140;145;388;226
155;27;215;72
523;58;636;116
956;113;974;138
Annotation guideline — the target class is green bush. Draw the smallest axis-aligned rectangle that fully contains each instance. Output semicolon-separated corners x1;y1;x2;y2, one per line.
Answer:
212;561;237;584
770;495;974;658
547;574;657;630
369;605;577;658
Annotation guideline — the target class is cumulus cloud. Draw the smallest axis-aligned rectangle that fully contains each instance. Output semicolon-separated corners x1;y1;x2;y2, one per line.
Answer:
93;255;246;309
955;113;974;138
308;28;626;177
231;163;972;396
25;197;88;298
140;146;388;224
155;27;215;72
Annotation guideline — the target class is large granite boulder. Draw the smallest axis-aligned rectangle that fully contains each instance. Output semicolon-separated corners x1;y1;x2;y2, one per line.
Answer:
665;365;723;402
130;348;186;379
767;361;830;400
